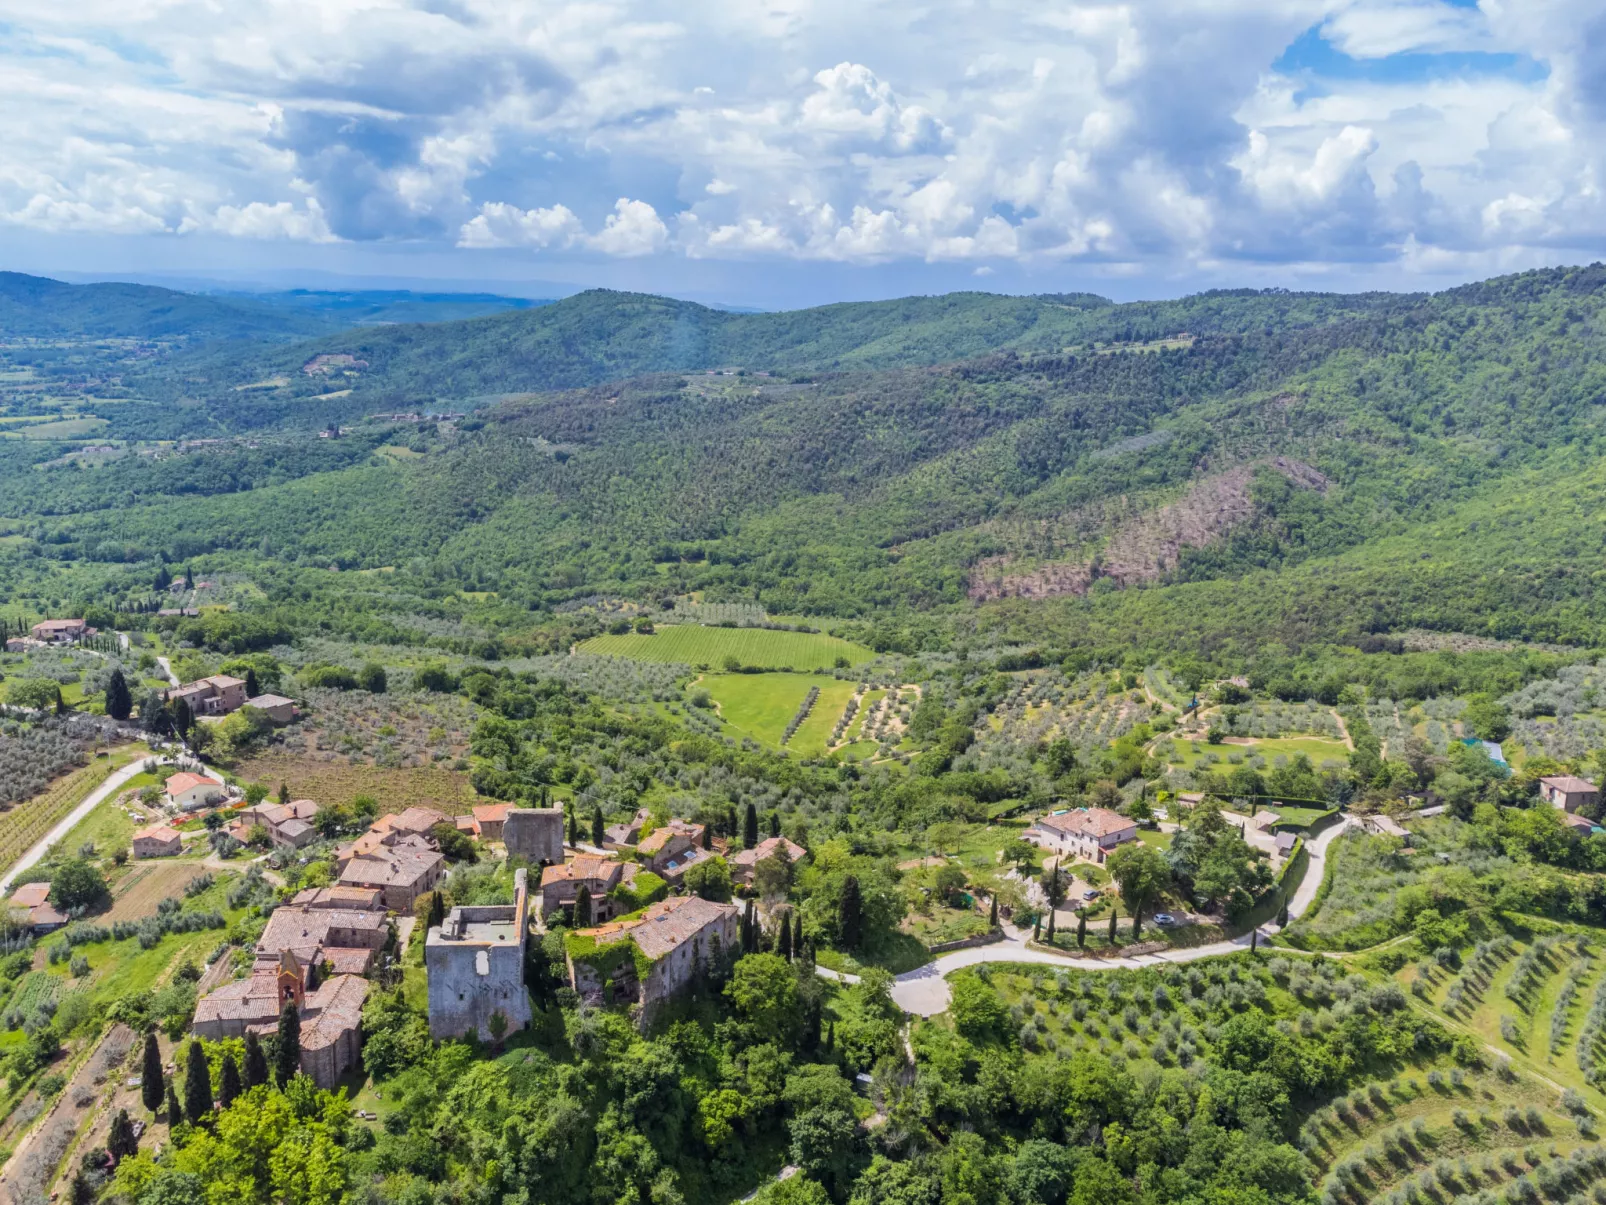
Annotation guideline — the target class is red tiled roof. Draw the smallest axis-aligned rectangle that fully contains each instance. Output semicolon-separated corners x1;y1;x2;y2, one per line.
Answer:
574;896;737;961
728;836;806;868
541;854;623;888
11;883;49;908
165;772;221;795
1035;807;1135;840
1541;776;1598;794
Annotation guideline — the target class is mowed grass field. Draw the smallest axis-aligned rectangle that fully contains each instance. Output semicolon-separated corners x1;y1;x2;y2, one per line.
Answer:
702;673;857;753
580;624;873;671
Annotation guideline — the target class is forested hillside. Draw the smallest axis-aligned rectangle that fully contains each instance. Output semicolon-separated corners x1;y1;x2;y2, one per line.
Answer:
0;272;333;340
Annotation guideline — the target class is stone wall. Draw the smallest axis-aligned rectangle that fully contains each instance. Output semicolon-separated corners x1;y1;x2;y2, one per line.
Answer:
504;808;564;865
425;869;534;1040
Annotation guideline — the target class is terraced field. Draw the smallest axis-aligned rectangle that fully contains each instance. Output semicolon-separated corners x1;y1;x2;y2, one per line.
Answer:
579;624;873;671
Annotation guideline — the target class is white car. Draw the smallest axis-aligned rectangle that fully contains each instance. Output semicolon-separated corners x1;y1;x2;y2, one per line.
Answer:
1153;912;1177;926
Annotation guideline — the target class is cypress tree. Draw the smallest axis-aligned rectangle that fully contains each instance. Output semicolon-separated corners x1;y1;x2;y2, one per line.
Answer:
567;807;579;846
1277;898;1290;928
1250;928;1258;954
140;1032;164;1113
778;911;793;960
591;807;604;847
427;891;446;930
166;1084;182;1125
702;824;712;851
825;1020;835;1052
243;1032;268;1088
184;1039;212;1123
277;781;290;806
1046;908;1056;945
988;894;998;927
219;1051;241;1108
107;1107;137;1161
575;885;592;926
837;875;862;951
792;912;804;960
743;803;759;850
767;811;780;839
1077;911;1087;950
1033;917;1040;941
55;687;67;716
105;669;132;721
274;1002;301;1088
1108;910;1118;946
244;668;260;698
70;1173;94;1205
172;698;193;739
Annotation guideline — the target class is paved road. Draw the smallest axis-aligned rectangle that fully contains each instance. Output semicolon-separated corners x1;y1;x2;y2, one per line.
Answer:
853;814;1357;1016
0;751;225;895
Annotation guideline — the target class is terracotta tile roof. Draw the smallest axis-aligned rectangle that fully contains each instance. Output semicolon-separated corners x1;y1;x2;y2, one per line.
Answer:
339;848;444;889
473;803;512;823
575;896;738;961
133;824;182;843
11;883;50;908
301;975;368;1052
1542;775;1599;794
728;836;807;868
1034;807;1135;840
165;772;221;795
290;886;384;910
390;807;449;834
1563;812;1599;831
540;854;624;888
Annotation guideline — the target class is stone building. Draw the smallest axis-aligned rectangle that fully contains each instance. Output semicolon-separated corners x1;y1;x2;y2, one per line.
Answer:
1025;807;1137;865
190;904;388;1088
131;824;183;858
338;846;445;912
565;895;738;1022
503;807;565;865
425;868;533;1040
728;836;809;886
636;821;711;883
539;854;629;923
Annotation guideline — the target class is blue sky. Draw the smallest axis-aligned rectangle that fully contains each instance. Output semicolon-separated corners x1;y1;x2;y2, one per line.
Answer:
1;0;1602;309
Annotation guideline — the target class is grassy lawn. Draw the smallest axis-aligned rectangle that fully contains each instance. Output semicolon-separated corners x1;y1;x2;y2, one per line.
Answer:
701;672;855;749
579;624;872;670
1165;735;1351;770
1137;829;1174;850
788;679;862;755
904;908;991;947
1260;804;1332;829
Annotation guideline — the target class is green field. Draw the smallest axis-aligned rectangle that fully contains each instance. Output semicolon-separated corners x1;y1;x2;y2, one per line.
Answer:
579;623;872;671
701;672;859;752
1165;734;1351;770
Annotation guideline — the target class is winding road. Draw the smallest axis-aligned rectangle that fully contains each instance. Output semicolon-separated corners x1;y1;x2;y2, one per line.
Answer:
0;750;225;895
823;816;1356;1015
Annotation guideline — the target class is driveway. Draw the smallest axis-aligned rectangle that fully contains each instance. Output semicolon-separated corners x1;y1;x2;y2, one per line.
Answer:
853;814;1355;1016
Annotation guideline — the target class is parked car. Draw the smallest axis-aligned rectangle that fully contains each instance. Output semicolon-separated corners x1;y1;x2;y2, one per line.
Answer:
1082;889;1101;901
1153;913;1177;926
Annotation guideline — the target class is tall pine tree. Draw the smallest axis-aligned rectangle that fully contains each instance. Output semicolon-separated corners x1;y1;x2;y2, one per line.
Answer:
140;1032;164;1114
184;1039;212;1123
274;1002;301;1088
243;1033;268;1088
219;1051;241;1107
837;875;862;951
104;669;132;721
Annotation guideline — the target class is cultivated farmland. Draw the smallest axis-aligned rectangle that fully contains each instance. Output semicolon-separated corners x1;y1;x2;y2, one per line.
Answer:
578;624;872;671
0;747;141;879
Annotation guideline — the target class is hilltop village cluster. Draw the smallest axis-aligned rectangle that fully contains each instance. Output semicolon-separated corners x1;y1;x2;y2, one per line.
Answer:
164;799;804;1086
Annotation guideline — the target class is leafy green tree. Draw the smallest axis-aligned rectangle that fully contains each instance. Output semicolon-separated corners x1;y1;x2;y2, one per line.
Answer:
358;663;387;693
726;953;800;1037
684;856;733;902
1107;842;1171;934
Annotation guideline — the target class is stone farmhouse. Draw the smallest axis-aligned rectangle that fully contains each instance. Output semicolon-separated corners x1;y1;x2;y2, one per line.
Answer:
540;853;630;923
566;895;739;1021
164;771;226;810
30;619;92;645
636;821;709;883
502;807;565;865
338;845;445;912
7;883;66;934
1025;807;1138;865
728;836;808;886
456;803;513;842
1539;775;1600;815
229;799;322;848
336;806;449;864
191;904;389;1087
246;694;299;724
426;868;533;1040
165;674;249;717
290;885;385;911
131;824;183;858
604;808;652;849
